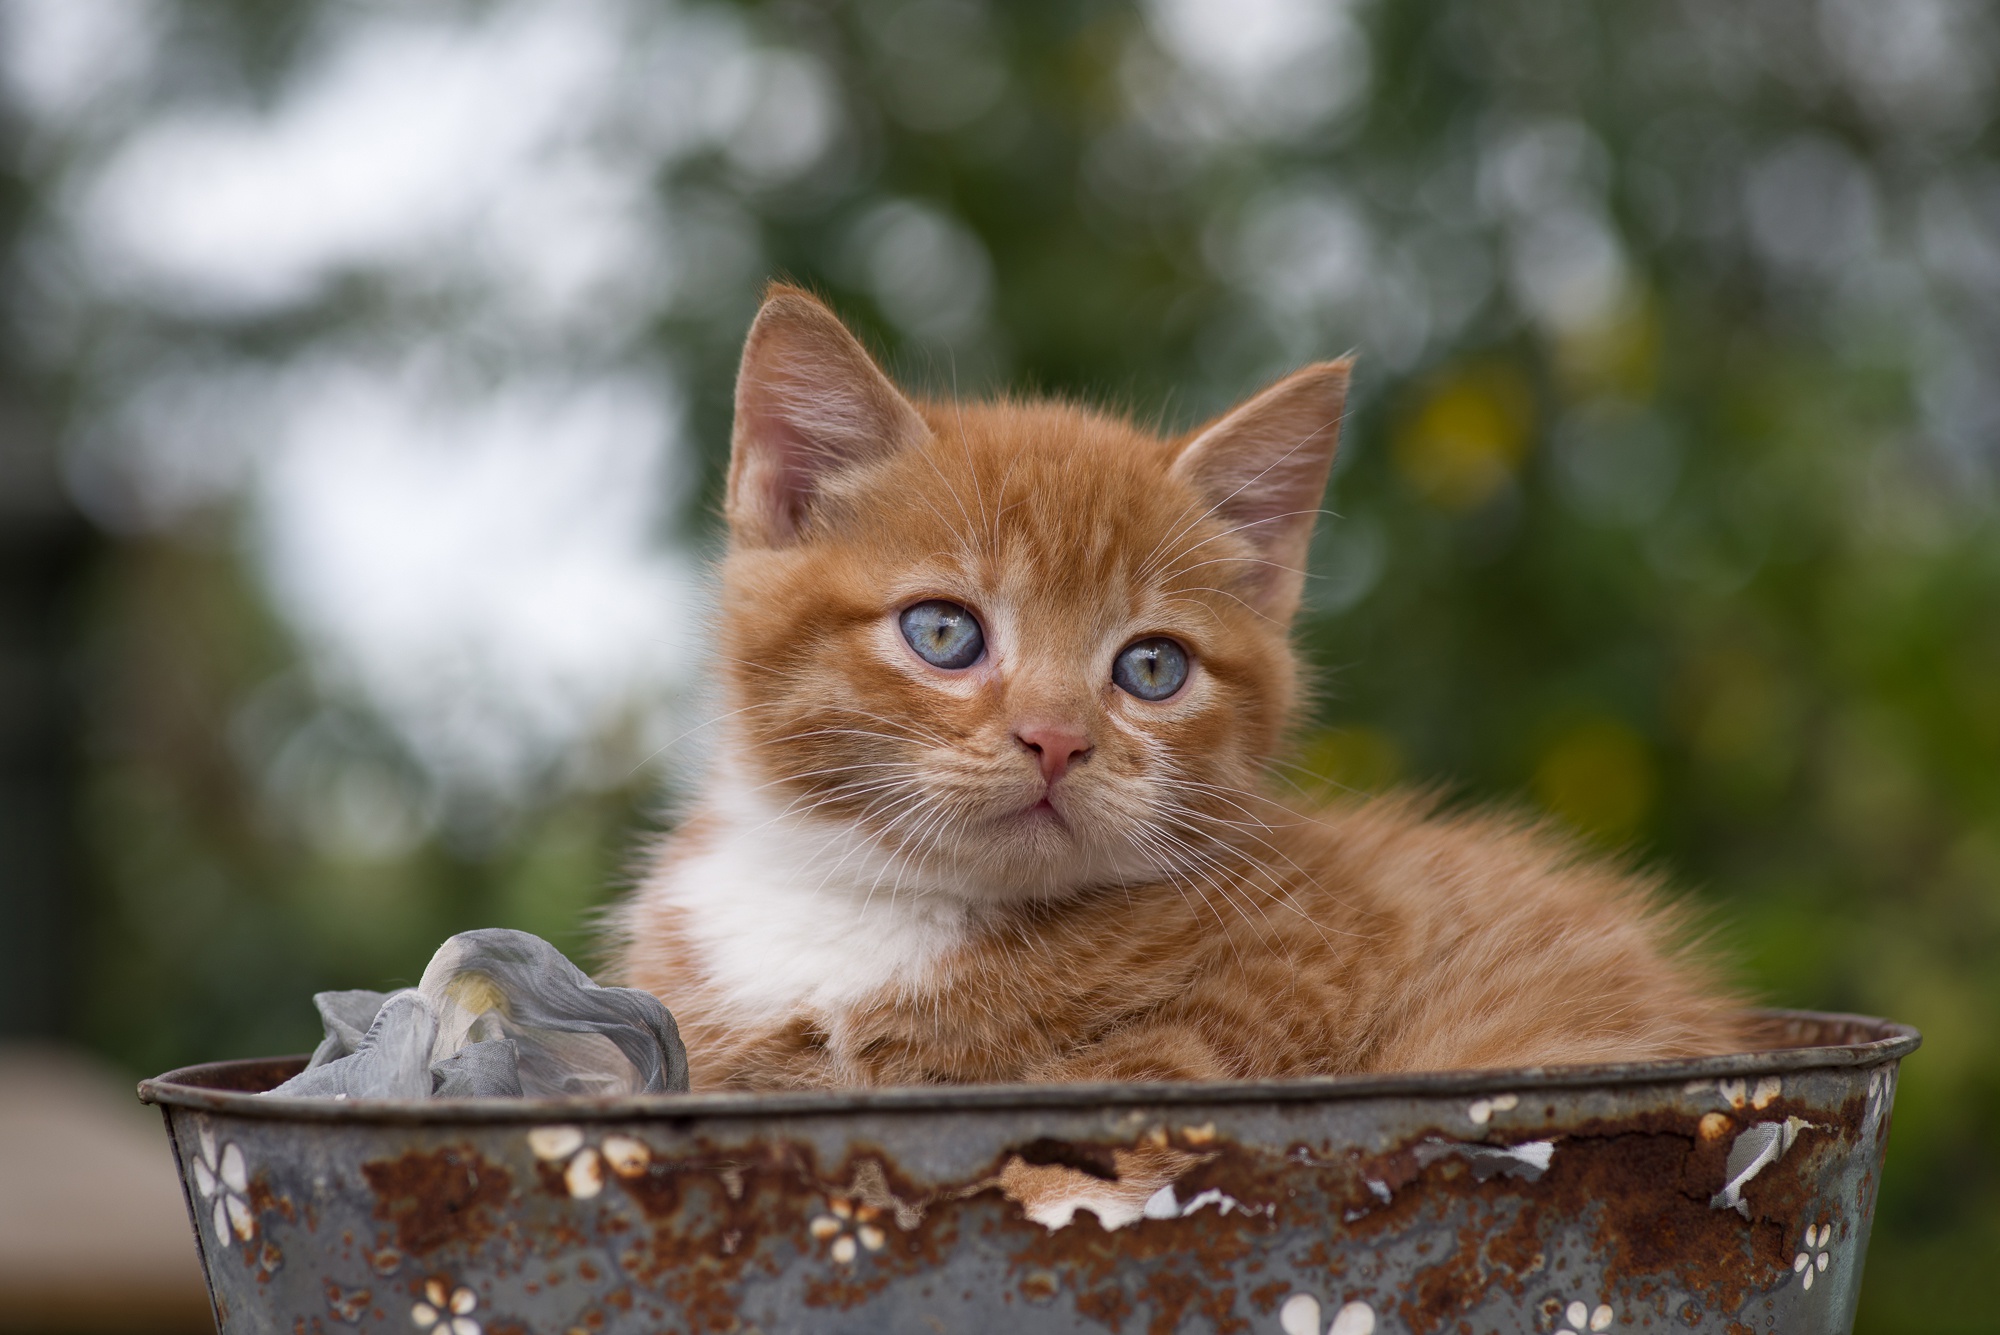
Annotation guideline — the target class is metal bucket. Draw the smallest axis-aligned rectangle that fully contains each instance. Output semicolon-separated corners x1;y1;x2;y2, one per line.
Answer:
140;1009;1915;1335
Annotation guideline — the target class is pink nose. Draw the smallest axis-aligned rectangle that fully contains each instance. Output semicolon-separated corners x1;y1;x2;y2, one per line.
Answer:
1015;722;1092;785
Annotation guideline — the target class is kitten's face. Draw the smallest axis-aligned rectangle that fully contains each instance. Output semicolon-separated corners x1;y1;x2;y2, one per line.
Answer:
717;290;1347;902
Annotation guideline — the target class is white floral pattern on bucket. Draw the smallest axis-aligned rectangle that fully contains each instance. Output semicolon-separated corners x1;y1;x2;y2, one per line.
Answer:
1467;1093;1519;1125
192;1125;255;1242
1717;1076;1782;1110
411;1277;480;1335
1329;1300;1377;1335
563;1148;603;1199
1277;1293;1373;1335
1278;1293;1319;1335
526;1125;583;1160
1865;1068;1892;1135
600;1135;651;1177
808;1196;886;1264
527;1126;652;1199
1556;1297;1613;1333
1795;1222;1834;1290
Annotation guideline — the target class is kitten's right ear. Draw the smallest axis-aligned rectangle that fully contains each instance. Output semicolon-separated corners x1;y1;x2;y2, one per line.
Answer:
1169;358;1351;624
727;286;928;546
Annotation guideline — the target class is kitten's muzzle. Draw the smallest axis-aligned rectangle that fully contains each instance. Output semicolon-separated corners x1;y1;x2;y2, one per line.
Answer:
1014;721;1092;786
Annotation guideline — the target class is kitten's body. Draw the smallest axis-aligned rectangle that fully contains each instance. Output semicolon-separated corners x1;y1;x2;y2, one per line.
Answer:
623;783;1741;1089
612;290;1749;1091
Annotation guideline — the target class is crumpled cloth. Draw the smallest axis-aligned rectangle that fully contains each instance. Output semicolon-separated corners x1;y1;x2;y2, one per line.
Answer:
264;929;689;1099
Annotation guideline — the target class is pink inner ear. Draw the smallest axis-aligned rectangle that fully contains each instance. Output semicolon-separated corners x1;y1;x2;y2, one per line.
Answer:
1171;359;1351;619
1194;431;1338;532
736;392;834;541
726;290;927;546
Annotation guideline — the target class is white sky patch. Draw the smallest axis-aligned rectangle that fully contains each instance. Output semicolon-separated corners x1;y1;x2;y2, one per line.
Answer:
1819;0;1995;134
59;0;810;330
844;199;994;343
1225;185;1374;318
1478;118;1631;335
1506;206;1630;334
0;0;161;124
1743;136;1881;277
1140;0;1370;141
13;0;1996;838
1209;183;1443;370
28;0;821;807
65;361;276;532
71;2;632;317
710;46;845;185
253;360;701;799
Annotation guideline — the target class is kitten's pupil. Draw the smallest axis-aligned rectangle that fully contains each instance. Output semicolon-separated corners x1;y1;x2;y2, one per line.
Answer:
901;600;985;669
1113;637;1189;701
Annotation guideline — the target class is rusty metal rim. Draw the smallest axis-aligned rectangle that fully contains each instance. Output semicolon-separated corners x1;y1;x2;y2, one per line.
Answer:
137;1008;1916;1124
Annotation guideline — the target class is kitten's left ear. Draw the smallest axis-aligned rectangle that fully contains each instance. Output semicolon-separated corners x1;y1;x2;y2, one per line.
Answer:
728;285;930;547
1170;358;1353;623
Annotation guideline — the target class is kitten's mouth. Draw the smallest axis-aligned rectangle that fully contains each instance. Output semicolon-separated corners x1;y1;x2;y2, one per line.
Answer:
1013;796;1070;830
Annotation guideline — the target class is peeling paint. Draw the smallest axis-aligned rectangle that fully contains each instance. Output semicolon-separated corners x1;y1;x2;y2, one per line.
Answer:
1710;1116;1817;1216
1151;1184;1270;1220
143;1008;1919;1335
323;1279;370;1324
995;1143;1205;1231
1413;1136;1556;1181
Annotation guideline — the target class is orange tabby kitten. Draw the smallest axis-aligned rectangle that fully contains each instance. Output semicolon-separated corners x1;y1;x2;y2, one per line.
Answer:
610;285;1748;1091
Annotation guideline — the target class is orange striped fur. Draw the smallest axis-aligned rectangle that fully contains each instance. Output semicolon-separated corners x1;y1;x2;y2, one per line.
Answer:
609;286;1749;1091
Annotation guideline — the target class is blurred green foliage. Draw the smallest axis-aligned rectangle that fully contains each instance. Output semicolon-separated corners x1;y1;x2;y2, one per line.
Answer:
3;0;1995;1326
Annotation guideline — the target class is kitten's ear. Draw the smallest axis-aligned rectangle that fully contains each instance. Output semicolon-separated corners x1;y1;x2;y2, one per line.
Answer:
1169;358;1352;622
727;285;929;546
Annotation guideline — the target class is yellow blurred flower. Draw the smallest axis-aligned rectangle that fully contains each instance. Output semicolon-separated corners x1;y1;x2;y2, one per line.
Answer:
1533;717;1656;841
1296;726;1404;796
1393;364;1535;511
1554;289;1660;402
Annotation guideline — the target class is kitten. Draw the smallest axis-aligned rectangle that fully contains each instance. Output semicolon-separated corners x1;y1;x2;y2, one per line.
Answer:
610;285;1749;1091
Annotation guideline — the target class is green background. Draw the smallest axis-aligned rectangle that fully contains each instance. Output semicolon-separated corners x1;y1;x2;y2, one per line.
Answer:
2;0;1994;1326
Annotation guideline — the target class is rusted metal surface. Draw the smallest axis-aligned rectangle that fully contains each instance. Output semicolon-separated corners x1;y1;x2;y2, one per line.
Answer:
140;1009;1915;1335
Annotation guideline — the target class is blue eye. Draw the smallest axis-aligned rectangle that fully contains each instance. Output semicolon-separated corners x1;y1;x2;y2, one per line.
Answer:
1113;637;1189;701
900;600;985;669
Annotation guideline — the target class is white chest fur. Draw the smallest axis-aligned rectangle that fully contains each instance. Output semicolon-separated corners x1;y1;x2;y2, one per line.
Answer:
653;781;974;1022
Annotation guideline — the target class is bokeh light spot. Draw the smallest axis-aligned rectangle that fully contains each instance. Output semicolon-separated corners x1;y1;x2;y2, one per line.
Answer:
1393;365;1534;511
1533;718;1656;841
1298;726;1404;796
1555;289;1660;402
